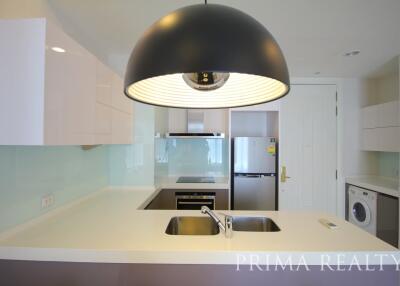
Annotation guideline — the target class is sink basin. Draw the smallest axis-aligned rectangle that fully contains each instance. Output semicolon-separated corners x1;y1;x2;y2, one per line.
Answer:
165;216;220;235
232;216;280;232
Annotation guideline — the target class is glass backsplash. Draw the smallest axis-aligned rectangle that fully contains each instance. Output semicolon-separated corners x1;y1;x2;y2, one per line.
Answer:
378;152;399;179
155;138;229;178
108;103;155;186
0;145;108;232
0;103;156;233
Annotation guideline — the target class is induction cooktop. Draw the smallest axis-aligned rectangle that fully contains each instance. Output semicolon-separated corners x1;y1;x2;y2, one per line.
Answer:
176;176;216;183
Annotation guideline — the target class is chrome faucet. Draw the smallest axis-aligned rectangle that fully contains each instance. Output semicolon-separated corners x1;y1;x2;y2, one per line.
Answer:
201;206;233;238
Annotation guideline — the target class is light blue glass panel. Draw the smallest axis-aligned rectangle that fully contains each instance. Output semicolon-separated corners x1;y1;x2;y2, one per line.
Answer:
378;152;399;179
154;137;168;186
108;103;155;186
0;145;108;232
166;138;229;177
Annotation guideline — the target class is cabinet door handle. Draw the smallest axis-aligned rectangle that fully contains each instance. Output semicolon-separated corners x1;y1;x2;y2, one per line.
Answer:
177;201;213;205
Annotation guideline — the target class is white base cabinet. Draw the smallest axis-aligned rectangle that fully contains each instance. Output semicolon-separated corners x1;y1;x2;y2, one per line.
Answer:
0;18;132;145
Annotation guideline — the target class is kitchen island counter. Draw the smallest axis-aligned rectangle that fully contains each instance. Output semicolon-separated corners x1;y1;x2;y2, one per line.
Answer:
0;188;398;265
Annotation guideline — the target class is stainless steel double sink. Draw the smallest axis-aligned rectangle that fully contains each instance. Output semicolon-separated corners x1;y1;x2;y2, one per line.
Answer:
165;216;280;235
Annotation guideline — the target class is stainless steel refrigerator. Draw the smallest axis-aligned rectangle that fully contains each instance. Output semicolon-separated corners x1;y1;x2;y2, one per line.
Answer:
233;137;277;210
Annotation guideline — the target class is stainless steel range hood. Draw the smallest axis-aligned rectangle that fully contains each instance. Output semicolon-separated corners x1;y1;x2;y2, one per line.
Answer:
166;110;225;139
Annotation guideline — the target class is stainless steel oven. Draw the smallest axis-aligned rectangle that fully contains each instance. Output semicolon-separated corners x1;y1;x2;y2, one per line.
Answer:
175;192;216;210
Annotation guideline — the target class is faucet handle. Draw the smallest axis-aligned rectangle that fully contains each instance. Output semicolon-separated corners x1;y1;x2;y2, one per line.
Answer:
201;205;210;214
217;212;234;238
225;215;233;238
200;206;226;233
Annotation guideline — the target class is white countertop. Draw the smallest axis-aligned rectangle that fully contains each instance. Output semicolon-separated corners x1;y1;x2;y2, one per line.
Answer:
0;188;398;265
346;176;399;198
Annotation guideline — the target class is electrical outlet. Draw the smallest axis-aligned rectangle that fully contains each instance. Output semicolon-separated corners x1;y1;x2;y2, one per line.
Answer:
41;194;54;209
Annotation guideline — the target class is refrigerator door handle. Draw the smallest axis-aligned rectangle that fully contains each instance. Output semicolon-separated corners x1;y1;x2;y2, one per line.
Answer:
245;174;262;178
235;173;275;178
236;174;262;178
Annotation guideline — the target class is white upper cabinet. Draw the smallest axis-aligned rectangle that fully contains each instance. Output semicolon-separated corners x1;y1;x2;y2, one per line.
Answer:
203;109;228;134
0;19;46;145
362;101;400;152
362;127;400;152
95;61;133;145
44;19;97;145
154;107;169;135
361;56;400;152
362;101;399;129
167;108;228;134
230;101;280;112
96;60;113;106
378;101;399;127
361;105;379;129
168;108;187;133
361;101;399;152
0;18;132;145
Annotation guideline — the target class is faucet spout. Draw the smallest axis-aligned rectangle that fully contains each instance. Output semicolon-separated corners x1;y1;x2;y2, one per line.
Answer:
201;206;226;232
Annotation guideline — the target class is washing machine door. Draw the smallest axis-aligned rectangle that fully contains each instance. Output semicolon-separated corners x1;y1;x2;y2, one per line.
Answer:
351;200;371;226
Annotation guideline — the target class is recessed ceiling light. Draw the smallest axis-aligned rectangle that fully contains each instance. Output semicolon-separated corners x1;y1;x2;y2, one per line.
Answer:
343;50;360;57
51;47;66;53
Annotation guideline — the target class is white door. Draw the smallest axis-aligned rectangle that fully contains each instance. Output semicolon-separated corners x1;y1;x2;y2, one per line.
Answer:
279;85;337;215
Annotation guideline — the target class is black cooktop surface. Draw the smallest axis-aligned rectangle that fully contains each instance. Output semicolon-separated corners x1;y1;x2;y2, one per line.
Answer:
176;176;216;183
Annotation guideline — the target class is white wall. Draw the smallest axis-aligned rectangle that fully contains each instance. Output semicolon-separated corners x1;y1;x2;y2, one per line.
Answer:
0;0;60;23
375;73;399;104
0;0;110;73
336;78;380;217
231;111;279;138
341;78;379;177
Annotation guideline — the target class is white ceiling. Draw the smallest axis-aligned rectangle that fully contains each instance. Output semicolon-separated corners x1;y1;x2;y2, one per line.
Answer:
48;0;400;78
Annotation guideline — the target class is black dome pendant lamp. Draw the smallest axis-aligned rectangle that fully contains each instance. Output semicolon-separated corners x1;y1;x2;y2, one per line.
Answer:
124;1;290;109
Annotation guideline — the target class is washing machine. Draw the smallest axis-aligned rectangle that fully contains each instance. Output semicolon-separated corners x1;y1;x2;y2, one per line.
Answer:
348;186;377;235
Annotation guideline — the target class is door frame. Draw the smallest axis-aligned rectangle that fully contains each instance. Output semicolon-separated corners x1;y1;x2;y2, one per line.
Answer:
289;77;345;218
228;77;346;217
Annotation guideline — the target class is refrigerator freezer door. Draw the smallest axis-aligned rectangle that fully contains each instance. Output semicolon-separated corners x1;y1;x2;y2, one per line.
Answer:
234;137;276;174
233;175;275;210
